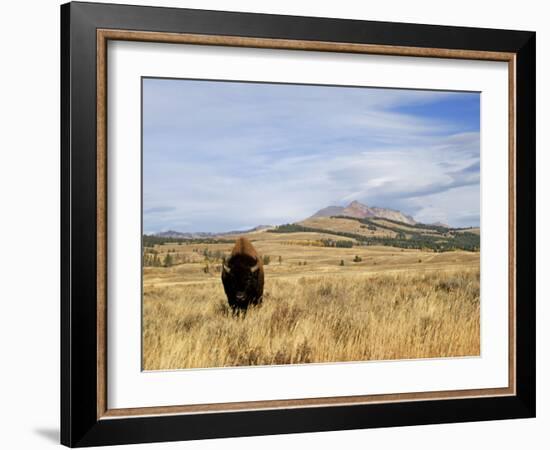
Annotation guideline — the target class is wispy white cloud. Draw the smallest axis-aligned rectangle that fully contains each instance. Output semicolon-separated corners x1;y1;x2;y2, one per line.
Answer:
142;79;480;232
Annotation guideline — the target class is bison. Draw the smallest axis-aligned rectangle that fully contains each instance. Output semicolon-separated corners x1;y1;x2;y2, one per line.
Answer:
221;237;264;312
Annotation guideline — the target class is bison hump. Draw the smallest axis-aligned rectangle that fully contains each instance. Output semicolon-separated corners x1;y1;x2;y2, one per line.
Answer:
230;237;258;260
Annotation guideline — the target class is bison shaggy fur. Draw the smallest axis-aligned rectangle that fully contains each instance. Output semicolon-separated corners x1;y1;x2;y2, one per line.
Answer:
221;237;264;312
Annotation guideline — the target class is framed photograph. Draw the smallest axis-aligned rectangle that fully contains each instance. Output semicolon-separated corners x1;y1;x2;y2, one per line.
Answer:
61;2;536;447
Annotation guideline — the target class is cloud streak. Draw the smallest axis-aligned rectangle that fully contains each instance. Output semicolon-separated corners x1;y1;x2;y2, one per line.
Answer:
143;78;480;233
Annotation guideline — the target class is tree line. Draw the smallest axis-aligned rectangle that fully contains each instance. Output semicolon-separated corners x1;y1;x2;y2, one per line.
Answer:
268;220;479;252
143;235;234;247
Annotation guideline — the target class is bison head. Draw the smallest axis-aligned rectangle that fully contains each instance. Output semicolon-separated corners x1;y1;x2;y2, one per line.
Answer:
221;237;264;312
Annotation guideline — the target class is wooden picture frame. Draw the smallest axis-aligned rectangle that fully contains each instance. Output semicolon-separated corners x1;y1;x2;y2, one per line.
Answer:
61;1;535;447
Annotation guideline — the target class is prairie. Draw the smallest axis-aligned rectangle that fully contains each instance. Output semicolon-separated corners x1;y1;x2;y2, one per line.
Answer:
142;235;480;370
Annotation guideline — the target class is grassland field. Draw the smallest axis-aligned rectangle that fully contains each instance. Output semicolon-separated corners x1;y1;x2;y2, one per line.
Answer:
143;228;480;370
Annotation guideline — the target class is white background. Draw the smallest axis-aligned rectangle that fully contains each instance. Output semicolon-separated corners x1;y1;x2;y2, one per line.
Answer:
108;41;509;408
0;0;546;449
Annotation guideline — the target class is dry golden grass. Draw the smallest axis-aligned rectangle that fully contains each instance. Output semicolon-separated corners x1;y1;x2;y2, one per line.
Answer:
143;267;480;370
145;237;479;286
299;216;454;237
299;217;397;238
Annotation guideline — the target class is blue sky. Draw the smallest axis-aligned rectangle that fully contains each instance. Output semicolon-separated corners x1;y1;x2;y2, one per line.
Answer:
143;78;480;233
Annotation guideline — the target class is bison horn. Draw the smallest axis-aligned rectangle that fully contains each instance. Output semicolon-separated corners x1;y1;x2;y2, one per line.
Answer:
222;264;231;273
250;263;259;273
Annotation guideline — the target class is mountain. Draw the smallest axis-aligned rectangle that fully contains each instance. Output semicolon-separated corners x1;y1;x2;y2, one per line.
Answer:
153;202;415;238
311;205;347;217
149;202;479;252
311;200;416;225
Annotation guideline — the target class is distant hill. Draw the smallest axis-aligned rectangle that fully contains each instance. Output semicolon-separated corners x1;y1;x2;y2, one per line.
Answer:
147;200;479;252
311;200;416;225
431;221;450;228
155;230;216;239
154;225;272;240
270;214;480;252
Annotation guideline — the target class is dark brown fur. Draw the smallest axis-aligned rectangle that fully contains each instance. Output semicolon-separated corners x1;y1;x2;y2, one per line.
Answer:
221;237;264;312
